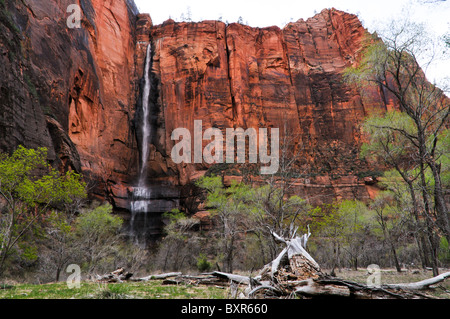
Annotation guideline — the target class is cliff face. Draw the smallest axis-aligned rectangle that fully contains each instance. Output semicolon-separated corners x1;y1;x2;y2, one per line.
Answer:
147;9;387;204
0;2;388;212
0;0;142;207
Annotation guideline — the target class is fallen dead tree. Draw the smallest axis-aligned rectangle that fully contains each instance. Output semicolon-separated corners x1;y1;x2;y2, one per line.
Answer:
94;269;182;283
94;228;449;299
204;228;450;299
94;268;133;283
132;272;182;281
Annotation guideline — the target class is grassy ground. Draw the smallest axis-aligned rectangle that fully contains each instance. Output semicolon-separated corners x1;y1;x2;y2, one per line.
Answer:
0;280;228;299
0;268;449;299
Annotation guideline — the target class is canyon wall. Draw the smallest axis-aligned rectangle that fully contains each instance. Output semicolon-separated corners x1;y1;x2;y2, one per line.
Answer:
0;1;389;217
146;9;388;206
0;0;142;209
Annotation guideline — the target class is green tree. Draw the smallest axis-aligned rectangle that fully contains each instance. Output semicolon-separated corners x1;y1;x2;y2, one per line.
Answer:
336;200;371;270
359;111;438;270
156;209;201;271
41;210;79;282
196;176;252;273
305;200;371;272
245;184;309;263
307;203;345;276
345;20;449;275
0;146;86;277
75;203;123;274
369;192;408;272
196;175;310;272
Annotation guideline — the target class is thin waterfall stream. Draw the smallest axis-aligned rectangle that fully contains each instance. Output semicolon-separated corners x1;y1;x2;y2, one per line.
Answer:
129;44;153;244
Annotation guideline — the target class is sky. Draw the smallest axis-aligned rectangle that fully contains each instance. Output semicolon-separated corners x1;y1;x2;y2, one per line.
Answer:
134;0;450;88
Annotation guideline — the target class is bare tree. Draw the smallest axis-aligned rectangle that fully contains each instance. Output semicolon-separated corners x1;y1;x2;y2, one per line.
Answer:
345;19;449;275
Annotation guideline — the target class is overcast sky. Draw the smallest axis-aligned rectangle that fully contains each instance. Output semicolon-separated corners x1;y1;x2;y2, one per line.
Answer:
134;0;450;87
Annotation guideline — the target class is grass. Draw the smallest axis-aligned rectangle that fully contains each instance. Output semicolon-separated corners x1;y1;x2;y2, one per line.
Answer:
0;280;228;299
1;268;449;299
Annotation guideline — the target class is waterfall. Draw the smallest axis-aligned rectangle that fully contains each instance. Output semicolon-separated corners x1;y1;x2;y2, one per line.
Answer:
130;44;153;244
139;44;152;185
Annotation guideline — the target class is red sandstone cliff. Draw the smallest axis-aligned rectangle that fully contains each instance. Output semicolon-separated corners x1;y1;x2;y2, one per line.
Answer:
147;9;389;205
0;0;142;208
0;2;391;211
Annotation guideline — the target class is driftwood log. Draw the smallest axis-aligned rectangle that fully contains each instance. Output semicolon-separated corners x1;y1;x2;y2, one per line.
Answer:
94;269;182;283
94;268;134;283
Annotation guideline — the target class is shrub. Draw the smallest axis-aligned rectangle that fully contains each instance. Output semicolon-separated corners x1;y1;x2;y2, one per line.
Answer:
196;254;212;273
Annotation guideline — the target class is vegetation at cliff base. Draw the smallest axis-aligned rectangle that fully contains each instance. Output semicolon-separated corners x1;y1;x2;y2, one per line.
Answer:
0;146;86;278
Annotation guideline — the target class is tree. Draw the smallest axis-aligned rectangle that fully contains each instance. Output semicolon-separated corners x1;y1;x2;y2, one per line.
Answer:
360;111;438;270
74;203;123;274
196;173;310;272
307;203;345;276
246;184;309;263
156;209;201;272
369;192;408;272
186;6;192;22
345;20;449;275
40;210;79;282
336;200;372;270
196;176;252;273
0;146;86;277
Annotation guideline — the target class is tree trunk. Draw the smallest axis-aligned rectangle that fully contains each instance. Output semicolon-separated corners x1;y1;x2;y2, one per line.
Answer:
134;272;182;281
404;174;431;270
418;143;439;277
425;220;440;277
429;162;450;244
330;242;339;277
352;256;358;271
379;211;401;272
56;266;61;282
391;242;402;273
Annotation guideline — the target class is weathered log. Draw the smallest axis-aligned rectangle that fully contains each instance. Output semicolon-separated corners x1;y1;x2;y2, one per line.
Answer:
317;276;440;299
95;269;183;283
162;275;228;287
294;278;351;298
94;268;134;283
383;271;450;290
211;271;261;285
133;272;183;281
